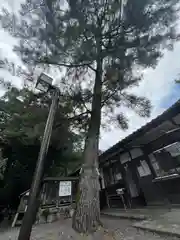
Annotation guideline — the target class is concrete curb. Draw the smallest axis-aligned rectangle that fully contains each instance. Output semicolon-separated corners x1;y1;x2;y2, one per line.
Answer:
101;212;147;221
133;222;180;238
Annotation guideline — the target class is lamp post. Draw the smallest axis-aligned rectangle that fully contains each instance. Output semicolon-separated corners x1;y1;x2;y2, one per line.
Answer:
18;73;59;240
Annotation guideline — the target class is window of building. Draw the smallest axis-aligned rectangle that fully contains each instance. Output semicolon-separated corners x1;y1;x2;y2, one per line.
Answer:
130;148;143;159
103;160;123;186
120;152;130;164
99;168;105;189
103;167;114;186
112;161;123;183
149;153;161;176
137;160;151;177
149;142;180;177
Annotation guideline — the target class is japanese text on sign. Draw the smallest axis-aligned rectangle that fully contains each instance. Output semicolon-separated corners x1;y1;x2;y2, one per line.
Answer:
59;181;72;196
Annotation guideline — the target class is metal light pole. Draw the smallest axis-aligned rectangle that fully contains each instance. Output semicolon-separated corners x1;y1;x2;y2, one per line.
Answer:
18;73;59;240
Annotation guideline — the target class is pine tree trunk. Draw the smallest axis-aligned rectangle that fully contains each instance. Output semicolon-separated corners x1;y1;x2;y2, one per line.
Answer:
72;59;103;233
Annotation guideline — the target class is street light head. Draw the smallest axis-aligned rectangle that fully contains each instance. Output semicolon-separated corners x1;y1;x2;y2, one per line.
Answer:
35;73;53;92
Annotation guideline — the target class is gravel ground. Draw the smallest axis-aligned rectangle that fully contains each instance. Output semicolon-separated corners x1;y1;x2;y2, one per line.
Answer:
0;216;179;240
102;217;180;240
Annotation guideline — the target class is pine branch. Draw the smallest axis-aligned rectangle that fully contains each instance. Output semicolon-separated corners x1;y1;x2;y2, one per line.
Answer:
101;87;122;107
37;59;96;72
54;111;91;129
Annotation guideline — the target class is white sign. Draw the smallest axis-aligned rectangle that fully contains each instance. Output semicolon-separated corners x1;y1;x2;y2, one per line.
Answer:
137;160;151;177
137;166;145;177
59;181;72;196
141;160;151;176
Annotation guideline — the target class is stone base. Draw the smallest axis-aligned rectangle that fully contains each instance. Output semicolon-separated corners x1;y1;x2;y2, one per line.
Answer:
70;209;74;218
36;205;74;224
47;213;57;223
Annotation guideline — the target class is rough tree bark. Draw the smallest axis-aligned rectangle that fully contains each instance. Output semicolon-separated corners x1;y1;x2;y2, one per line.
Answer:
72;57;103;233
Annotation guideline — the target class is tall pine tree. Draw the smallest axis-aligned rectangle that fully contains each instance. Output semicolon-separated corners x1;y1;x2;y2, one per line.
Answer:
0;0;179;233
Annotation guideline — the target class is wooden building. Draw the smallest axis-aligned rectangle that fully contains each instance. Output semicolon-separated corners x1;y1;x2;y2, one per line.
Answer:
99;100;180;209
13;176;79;226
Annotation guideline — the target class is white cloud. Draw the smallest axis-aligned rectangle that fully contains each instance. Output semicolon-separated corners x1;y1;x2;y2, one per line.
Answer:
100;43;180;150
0;0;24;89
1;0;23;12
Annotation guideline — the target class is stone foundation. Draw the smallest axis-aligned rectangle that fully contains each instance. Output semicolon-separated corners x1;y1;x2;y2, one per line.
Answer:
36;205;75;224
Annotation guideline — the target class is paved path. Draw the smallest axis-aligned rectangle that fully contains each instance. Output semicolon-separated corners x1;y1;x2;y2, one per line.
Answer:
103;218;179;240
102;208;180;237
0;217;179;239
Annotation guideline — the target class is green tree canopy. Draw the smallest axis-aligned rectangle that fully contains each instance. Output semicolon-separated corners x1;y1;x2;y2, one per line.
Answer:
0;85;83;211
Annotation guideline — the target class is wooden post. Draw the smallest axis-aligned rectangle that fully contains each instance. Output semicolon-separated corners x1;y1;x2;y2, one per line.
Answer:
12;213;19;228
18;89;59;240
105;191;110;208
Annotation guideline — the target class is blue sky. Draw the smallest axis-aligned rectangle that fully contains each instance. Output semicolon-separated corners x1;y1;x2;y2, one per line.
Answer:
0;0;180;151
161;84;180;109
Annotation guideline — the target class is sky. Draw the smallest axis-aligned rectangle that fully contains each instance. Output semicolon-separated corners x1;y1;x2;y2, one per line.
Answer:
0;0;180;151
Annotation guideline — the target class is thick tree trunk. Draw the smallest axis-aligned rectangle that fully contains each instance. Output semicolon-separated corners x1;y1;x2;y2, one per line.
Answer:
72;59;103;233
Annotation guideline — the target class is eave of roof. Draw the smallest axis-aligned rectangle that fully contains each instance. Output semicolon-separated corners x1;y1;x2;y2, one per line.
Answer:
99;99;180;161
20;189;30;196
43;176;79;182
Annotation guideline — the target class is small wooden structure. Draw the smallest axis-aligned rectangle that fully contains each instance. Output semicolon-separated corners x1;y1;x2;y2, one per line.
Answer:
41;177;79;208
12;176;79;227
12;190;29;227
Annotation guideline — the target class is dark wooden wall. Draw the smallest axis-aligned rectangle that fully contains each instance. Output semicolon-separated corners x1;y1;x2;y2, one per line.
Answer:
100;129;180;208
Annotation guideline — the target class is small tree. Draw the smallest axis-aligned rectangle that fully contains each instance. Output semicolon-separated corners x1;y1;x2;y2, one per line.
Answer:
1;0;179;233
